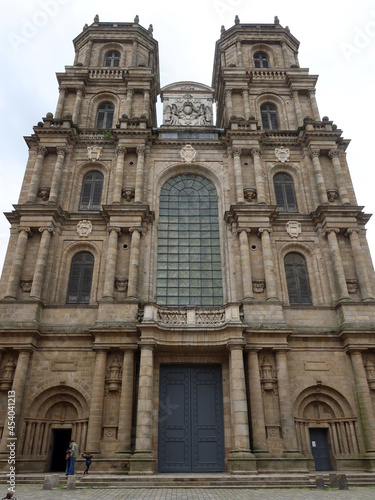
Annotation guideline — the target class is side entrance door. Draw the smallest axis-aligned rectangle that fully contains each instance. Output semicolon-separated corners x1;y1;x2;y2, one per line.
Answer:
158;364;225;472
309;428;332;471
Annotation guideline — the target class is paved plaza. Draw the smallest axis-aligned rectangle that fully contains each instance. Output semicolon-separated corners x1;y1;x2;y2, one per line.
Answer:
4;485;375;500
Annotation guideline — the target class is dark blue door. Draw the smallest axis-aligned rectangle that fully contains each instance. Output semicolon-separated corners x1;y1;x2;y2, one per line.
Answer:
158;364;225;472
309;428;332;471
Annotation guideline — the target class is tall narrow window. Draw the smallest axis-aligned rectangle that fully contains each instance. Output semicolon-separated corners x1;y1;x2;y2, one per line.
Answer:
284;253;312;305
157;174;223;307
79;171;103;211
66;252;94;304
273;173;298;212
260;103;279;130
104;50;120;67
254;52;269;68
96;102;114;129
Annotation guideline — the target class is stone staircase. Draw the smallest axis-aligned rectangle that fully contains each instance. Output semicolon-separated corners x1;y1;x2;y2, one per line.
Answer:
3;472;375;489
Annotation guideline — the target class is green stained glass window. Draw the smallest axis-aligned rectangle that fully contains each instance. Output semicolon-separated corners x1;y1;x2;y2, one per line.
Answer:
156;174;223;306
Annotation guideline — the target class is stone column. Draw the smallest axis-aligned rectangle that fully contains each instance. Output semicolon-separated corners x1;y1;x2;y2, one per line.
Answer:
72;87;84;124
4;227;32;300
124;89;133;118
130;342;155;473
237;228;254;300
29;227;53;300
127;228;143;298
84;40;93;66
246;348;268;453
325;228;350;301
251;148;266;204
236;41;243;66
112;147;127;204
225;89;233;122
86;349;108;453
328;148;350;205
143;90;150;120
242;88;251;120
102;227;121;300
134;146;146;203
27;146;48;203
117;349;135;455
49;146;68;204
308;89;320;121
258;228;278;300
0;350;32;453
227;342;255;473
345;229;374;301
54;86;67;119
232;149;245;204
309;147;328;205
274;349;299;453
291;89;303;128
131;39;138;66
281;42;290;67
349;350;375;453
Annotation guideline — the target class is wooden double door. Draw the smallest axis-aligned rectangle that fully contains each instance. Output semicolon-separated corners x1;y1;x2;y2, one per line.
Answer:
158;364;225;472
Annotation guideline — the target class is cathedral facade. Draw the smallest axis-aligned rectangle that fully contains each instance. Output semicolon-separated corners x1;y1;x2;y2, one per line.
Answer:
1;16;375;475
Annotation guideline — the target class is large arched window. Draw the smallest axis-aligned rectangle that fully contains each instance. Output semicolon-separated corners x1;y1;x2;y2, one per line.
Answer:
156;174;223;307
273;173;298;212
284;252;312;305
104;50;120;67
66;252;94;304
79;171;103;211
96;102;114;129
254;52;269;68
260;103;279;130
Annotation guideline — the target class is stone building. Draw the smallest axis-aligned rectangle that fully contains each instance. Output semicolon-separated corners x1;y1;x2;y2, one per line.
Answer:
0;15;375;475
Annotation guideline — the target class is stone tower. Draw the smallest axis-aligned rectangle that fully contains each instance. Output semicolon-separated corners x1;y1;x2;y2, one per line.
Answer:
0;16;375;476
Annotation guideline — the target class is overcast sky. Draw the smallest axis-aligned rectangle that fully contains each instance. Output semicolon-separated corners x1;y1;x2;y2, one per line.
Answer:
0;0;375;275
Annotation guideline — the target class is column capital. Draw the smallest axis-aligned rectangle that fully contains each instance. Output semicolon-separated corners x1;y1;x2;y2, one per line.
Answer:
272;346;290;354
91;346;110;353
237;227;251;235
245;345;263;354
56;145;68;156
308;88;316;96
232;148;242;158
309;147;320;158
107;226;122;235
75;86;85;95
328;148;340;158
226;340;245;351
129;226;143;235
290;88;299;98
126;88;134;97
251;147;262;158
58;86;68;94
116;146;127;156
136;146;146;157
38;227;54;235
258;227;272;236
36;145;48;157
324;227;340;237
17;226;32;236
224;88;232;96
138;340;157;350
345;228;359;237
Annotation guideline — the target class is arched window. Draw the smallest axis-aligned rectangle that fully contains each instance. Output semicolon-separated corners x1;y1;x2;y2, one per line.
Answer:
96;102;114;129
254;52;269;68
273;173;298;212
284;253;312;305
156;174;223;307
261;103;279;130
79;171;103;211
66;252;94;304
104;50;120;67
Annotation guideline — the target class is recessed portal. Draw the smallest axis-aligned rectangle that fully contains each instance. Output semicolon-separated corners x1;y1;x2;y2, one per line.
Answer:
50;429;72;472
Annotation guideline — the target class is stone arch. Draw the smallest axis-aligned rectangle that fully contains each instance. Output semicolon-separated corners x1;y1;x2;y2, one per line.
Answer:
268;162;307;214
98;42;126;67
248;43;276;68
85;92;120;128
55;240;102;304
69;161;111;211
277;241;322;305
255;93;290;130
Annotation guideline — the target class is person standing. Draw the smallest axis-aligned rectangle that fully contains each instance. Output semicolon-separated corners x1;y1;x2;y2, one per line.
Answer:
81;452;93;476
66;439;79;475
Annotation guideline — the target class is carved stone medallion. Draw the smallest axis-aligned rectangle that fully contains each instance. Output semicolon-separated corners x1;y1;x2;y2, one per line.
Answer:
87;145;102;162
286;221;301;238
275;146;290;163
180;144;196;163
76;220;93;237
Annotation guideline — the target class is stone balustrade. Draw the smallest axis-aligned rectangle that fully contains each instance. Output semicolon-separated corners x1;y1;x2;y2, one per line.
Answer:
250;70;286;80
142;303;241;326
88;68;125;79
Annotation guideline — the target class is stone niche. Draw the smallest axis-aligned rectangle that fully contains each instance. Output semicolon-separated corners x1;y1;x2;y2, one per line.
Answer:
160;81;214;127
